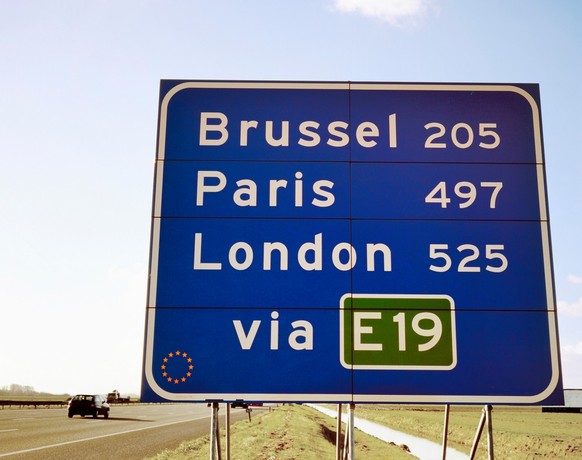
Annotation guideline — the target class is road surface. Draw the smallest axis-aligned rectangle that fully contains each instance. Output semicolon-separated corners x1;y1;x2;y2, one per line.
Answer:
0;402;250;459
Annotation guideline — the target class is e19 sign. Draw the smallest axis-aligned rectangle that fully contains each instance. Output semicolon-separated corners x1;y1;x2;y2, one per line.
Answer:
141;81;563;405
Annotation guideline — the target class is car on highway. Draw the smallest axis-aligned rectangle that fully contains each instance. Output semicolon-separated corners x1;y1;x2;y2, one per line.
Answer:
67;394;110;418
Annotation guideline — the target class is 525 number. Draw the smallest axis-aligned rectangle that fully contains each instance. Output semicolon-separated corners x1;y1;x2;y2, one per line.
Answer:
429;244;508;273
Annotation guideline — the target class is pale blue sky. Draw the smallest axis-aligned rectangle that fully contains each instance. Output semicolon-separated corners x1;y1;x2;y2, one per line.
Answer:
1;0;580;395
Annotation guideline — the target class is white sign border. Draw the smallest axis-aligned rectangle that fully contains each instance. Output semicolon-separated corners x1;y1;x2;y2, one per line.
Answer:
143;81;561;404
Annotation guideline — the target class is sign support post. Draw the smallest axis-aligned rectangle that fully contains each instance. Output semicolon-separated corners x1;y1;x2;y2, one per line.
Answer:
469;405;494;460
209;402;222;460
342;404;355;460
336;404;343;460
442;404;450;459
225;403;231;460
486;405;494;459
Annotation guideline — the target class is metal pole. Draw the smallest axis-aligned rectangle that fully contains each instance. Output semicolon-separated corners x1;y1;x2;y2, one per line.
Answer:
485;405;494;460
209;402;222;460
441;404;450;460
215;405;222;460
469;406;487;460
225;403;231;460
348;403;355;460
342;406;350;460
336;404;343;460
210;403;217;460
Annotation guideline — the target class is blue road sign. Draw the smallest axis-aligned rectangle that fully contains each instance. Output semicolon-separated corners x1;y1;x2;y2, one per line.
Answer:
141;81;563;404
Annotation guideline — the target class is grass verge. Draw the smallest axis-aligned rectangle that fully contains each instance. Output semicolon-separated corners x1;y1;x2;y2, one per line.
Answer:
351;405;582;459
147;404;416;460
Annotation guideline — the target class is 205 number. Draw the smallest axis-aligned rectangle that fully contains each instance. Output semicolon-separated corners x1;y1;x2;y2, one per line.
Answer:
424;122;500;149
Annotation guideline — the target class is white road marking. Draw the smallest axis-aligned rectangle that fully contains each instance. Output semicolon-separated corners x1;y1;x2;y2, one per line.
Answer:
0;415;206;457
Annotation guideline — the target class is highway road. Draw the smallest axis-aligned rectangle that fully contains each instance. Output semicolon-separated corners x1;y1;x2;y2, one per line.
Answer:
0;403;249;459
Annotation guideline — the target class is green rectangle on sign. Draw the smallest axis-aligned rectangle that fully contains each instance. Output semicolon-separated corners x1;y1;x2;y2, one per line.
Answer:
340;294;457;370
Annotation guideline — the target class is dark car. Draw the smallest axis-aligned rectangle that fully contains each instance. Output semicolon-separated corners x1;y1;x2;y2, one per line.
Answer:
67;394;110;418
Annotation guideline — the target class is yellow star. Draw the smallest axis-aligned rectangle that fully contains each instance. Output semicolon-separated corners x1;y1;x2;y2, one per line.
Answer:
176;350;181;356
182;352;188;358
168;353;174;358
186;372;191;377
161;365;166;370
167;377;172;382
189;365;194;370
181;377;186;382
162;372;167;377
187;358;192;363
174;379;179;384
163;357;168;363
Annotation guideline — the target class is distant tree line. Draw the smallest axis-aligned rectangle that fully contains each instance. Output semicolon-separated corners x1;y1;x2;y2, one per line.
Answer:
0;384;69;397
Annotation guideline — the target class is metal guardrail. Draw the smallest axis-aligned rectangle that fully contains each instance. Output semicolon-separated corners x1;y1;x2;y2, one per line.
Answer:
0;400;69;409
0;399;141;409
542;406;582;413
